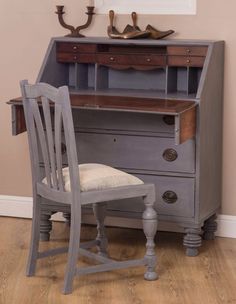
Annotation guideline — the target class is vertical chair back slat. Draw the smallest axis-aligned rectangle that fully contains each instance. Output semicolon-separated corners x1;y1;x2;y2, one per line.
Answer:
41;97;58;189
31;100;52;187
54;103;65;191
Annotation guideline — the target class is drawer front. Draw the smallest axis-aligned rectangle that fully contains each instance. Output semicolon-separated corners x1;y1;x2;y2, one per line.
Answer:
57;42;97;53
168;56;205;67
167;46;208;56
73;110;175;134
96;54;166;66
57;52;96;63
77;133;195;173
106;175;195;218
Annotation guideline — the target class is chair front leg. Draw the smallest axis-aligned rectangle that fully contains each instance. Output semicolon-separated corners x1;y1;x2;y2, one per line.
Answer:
93;203;108;256
142;194;158;281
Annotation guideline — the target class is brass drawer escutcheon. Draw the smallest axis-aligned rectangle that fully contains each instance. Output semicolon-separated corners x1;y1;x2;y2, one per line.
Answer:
163;149;178;162
162;191;178;204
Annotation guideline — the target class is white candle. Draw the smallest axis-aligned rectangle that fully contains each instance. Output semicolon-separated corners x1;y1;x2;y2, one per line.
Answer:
88;0;95;7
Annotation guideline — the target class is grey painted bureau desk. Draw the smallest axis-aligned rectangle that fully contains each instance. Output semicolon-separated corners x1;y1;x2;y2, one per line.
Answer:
9;37;224;256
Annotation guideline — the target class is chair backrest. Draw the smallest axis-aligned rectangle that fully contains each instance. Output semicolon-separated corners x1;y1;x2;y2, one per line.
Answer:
20;80;81;200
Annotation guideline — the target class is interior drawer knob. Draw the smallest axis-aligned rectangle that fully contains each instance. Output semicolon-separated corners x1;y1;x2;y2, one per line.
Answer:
73;46;78;50
162;191;178;204
146;58;151;62
186;49;191;53
110;57;115;61
163;148;178;162
186;59;191;64
73;55;77;60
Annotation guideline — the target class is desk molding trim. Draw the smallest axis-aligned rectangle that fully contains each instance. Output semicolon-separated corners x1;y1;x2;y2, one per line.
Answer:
0;195;234;239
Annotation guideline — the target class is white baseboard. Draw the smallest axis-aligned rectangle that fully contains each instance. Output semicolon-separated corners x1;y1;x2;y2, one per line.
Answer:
0;195;235;238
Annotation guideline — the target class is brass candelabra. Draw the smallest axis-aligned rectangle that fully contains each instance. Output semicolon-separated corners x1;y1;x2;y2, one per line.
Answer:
55;5;95;38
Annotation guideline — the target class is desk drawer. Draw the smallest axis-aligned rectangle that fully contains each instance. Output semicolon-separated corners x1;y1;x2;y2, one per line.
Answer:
168;56;205;67
106;175;195;218
77;133;195;173
97;54;166;66
73;110;175;134
57;42;97;53
57;52;96;63
167;46;208;56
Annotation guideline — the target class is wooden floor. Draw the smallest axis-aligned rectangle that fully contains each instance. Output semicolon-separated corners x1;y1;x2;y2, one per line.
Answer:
1;217;236;304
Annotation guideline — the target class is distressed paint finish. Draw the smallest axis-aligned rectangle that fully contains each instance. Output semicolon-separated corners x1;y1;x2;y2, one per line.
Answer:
20;81;158;294
8;38;224;256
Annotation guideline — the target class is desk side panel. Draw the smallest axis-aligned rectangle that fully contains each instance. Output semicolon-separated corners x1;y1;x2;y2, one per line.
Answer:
196;41;224;221
37;39;69;87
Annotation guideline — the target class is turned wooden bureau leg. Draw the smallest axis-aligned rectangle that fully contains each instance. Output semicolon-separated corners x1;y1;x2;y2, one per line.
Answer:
183;228;202;257
40;211;53;241
93;203;108;256
63;212;71;226
202;214;217;240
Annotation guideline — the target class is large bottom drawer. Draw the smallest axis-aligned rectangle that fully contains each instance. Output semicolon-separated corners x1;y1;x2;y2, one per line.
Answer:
105;174;195;218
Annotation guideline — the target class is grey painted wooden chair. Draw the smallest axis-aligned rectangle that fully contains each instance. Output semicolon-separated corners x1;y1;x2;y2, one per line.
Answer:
20;80;158;294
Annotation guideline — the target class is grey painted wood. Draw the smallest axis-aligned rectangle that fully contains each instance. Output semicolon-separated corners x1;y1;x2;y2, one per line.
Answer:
76;133;195;173
72;109;175;134
202;214;217;240
29;38;224;256
93;203;108;256
183;228;202;257
20;80;158;294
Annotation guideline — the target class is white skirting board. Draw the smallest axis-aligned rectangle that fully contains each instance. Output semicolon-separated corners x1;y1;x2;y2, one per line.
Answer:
0;195;235;238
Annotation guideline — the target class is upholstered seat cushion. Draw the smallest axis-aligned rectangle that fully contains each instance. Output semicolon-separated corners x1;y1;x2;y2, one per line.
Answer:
43;163;144;192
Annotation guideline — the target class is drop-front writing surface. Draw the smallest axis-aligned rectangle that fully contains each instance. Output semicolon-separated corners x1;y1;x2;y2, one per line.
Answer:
9;37;224;255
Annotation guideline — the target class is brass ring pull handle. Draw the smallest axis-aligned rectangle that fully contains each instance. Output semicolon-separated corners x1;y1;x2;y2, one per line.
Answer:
162;191;178;204
163;148;178;162
163;115;175;125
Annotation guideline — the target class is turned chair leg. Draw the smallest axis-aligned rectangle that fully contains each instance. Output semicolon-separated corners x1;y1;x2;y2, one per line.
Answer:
142;195;158;281
93;203;108;256
26;194;41;276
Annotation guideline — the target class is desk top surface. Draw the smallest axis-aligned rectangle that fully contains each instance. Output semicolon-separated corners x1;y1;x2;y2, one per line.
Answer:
9;94;196;115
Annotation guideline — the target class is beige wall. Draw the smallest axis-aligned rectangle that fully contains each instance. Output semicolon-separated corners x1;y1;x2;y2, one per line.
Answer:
0;0;235;215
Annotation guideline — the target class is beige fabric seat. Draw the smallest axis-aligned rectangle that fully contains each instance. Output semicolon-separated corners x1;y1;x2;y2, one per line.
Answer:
43;163;143;192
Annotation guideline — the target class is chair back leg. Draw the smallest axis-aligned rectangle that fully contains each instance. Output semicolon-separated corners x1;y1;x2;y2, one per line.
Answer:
26;194;41;276
62;205;81;294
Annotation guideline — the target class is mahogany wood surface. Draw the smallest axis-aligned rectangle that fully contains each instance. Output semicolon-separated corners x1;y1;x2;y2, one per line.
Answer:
9;95;196;114
179;106;196;144
167;46;208;56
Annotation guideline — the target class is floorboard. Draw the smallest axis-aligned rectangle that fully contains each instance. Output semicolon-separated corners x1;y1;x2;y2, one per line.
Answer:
0;217;236;304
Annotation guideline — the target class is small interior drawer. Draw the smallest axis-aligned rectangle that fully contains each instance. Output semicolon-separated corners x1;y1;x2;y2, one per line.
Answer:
57;42;97;53
57;52;96;63
96;54;166;66
167;46;208;56
168;56;205;67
